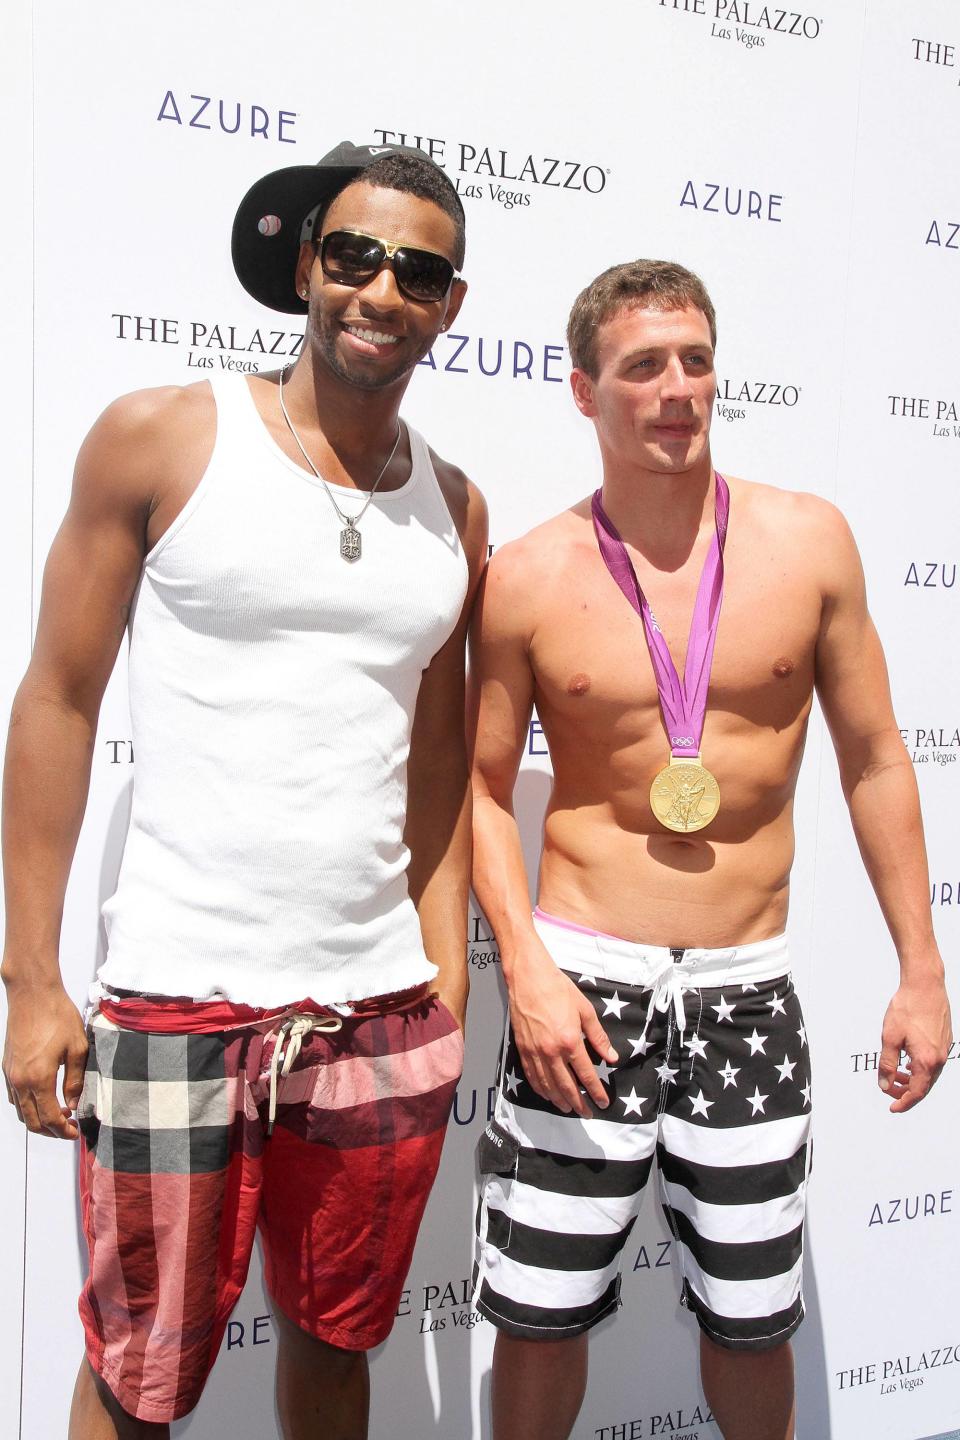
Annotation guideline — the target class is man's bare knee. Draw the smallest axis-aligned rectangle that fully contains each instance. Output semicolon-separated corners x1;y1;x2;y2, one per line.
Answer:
702;1333;793;1364
70;1357;169;1440
273;1308;366;1374
497;1331;587;1364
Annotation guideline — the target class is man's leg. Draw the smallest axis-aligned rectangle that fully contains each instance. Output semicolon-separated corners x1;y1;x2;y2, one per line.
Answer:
68;1358;169;1440
274;1308;369;1440
473;955;660;1440
699;1334;794;1440
657;970;810;1440
259;995;462;1436
75;1013;262;1431
492;1332;588;1440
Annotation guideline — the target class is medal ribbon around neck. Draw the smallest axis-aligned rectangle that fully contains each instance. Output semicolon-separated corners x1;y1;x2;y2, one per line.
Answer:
591;473;730;832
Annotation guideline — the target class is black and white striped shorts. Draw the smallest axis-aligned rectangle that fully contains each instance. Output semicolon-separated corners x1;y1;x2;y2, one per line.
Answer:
473;915;812;1350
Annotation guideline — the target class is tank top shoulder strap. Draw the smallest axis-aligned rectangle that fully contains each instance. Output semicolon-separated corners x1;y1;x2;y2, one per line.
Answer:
405;421;434;479
405;422;455;523
206;371;264;444
144;377;241;566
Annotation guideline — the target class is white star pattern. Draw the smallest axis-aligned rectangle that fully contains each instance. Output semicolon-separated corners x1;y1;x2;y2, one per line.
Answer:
684;1033;709;1060
774;1056;797;1083
747;1087;768;1116
745;1028;768;1056
801;1081;812;1107
578;974;597;988
689;1090;714;1118
505;1068;521;1096
718;1061;740;1089
602;990;628;1019
766;992;787;1017
627;1034;653;1058
621;1087;647;1116
655;1061;679;1086
797;1022;807;1046
595;1060;615;1086
712;995;736;1023
741;982;759;993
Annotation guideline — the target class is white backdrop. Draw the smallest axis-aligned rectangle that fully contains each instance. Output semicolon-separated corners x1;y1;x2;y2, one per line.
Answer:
2;2;959;1437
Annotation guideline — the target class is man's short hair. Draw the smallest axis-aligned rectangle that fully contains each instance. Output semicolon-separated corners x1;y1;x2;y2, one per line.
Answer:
324;154;466;270
566;260;717;377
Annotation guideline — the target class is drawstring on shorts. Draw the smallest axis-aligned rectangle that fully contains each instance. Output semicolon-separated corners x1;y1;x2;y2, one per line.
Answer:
267;1012;343;1134
639;948;739;1052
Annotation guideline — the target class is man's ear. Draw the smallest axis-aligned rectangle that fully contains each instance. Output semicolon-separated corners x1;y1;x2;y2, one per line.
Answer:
294;242;316;303
438;277;468;333
570;367;597;418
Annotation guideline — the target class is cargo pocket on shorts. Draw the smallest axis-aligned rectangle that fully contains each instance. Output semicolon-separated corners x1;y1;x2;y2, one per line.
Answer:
476;1116;521;1253
477;1116;521;1177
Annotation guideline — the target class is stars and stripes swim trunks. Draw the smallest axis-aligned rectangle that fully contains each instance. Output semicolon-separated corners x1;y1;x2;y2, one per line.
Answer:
76;986;463;1423
473;910;812;1351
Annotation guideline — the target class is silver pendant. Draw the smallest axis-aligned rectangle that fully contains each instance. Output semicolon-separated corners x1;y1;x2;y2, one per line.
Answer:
340;524;362;561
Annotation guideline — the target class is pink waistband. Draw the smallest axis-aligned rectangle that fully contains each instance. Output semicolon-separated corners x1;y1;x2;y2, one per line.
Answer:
533;906;625;942
533;906;789;987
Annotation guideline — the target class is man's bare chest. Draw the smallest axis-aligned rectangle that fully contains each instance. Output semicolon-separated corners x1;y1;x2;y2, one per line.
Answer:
531;546;821;734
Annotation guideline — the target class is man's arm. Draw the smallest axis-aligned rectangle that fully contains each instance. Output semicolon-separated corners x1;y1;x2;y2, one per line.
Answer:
814;500;951;1112
403;472;488;1032
468;543;616;1115
1;387;208;1138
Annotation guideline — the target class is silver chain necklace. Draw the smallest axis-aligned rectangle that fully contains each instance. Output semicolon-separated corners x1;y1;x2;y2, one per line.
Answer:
277;364;402;562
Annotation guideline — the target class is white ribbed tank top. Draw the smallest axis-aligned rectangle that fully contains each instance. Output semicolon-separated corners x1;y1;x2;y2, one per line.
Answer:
97;374;469;1006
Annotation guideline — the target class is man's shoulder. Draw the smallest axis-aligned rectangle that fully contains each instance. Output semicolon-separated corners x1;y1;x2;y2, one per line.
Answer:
475;506;588;638
73;381;217;514
428;444;480;510
91;380;215;454
426;444;488;567
489;503;590;583
731;475;852;545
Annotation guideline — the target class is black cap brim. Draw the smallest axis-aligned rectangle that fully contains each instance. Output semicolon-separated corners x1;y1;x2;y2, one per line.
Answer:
231;162;362;314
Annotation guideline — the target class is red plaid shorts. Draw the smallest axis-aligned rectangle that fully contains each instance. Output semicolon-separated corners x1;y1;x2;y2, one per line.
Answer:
76;985;462;1423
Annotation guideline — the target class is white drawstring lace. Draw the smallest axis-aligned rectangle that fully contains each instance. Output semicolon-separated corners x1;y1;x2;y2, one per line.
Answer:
267;1013;343;1134
637;949;739;1048
639;957;689;1047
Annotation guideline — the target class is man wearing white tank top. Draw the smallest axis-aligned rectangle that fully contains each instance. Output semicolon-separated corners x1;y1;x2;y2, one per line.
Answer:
2;142;487;1438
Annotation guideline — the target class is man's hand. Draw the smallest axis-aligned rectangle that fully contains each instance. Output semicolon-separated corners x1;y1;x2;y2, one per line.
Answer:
2;980;88;1139
879;976;952;1113
507;938;618;1117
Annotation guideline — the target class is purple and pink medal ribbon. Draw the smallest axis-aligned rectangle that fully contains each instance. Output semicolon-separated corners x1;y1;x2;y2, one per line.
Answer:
591;474;729;759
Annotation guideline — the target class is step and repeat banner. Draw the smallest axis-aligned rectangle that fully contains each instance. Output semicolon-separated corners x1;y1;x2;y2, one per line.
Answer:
2;2;959;1437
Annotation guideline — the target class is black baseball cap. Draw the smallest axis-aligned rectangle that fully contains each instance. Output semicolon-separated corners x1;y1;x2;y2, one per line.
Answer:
231;140;458;314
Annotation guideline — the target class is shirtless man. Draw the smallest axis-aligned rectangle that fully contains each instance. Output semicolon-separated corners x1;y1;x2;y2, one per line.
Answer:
468;260;951;1440
2;142;486;1437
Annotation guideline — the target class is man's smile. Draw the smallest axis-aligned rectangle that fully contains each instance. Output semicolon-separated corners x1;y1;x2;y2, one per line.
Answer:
342;323;402;353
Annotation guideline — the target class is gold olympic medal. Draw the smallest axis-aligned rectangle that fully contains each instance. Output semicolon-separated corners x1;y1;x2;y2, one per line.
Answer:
650;756;721;834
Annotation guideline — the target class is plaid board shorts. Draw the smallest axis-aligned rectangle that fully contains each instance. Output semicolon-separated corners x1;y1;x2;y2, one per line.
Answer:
474;913;812;1351
77;985;463;1424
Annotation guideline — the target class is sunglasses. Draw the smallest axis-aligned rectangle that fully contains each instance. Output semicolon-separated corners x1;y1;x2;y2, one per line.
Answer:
317;229;459;303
